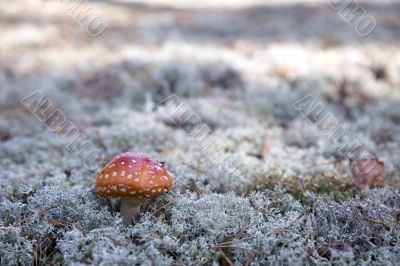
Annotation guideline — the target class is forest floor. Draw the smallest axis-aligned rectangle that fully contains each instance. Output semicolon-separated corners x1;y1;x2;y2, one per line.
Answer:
1;0;400;265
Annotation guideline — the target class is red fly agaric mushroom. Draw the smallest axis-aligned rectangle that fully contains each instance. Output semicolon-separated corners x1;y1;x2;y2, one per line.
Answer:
95;152;173;225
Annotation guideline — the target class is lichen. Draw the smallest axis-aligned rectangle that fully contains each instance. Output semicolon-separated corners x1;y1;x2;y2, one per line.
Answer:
1;0;400;264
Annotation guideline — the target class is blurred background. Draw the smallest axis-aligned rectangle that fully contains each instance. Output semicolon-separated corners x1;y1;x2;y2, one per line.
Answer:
1;0;399;185
1;0;399;74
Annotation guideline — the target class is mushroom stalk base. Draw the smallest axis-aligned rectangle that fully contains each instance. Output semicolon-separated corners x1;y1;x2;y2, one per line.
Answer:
120;198;150;226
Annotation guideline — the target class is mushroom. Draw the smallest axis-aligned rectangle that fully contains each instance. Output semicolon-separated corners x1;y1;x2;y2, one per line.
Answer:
95;152;173;225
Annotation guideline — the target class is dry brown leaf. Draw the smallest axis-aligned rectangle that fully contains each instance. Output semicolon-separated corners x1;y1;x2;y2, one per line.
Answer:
352;159;386;190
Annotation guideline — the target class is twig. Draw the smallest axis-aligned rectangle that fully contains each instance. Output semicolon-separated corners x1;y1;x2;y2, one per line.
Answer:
146;235;162;241
48;218;126;247
367;218;390;231
218;247;234;266
0;226;18;230
33;237;55;266
47;218;87;233
190;180;203;197
185;164;207;174
13;206;55;226
106;236;125;247
215;245;266;254
149;201;174;218
248;197;268;222
236;223;251;239
291;214;304;227
244;250;257;266
214;236;253;247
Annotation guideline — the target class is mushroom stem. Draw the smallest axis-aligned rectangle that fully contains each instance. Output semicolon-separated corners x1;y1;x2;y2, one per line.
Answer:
120;198;149;226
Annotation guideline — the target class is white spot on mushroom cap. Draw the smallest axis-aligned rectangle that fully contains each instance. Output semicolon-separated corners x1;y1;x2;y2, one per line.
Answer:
127;174;132;179
112;172;117;177
135;178;140;183
105;174;109;179
121;170;125;176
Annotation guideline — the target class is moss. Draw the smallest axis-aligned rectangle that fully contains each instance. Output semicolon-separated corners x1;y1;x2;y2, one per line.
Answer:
82;242;95;264
283;175;356;203
251;173;355;207
4;217;13;226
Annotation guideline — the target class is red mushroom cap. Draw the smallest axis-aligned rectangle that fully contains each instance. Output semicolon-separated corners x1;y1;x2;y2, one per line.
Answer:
95;152;173;198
